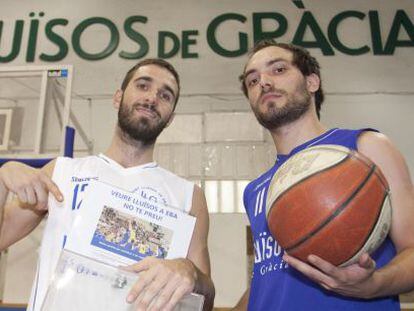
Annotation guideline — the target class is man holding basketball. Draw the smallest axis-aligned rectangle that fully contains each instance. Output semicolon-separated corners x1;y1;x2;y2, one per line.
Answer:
236;39;414;310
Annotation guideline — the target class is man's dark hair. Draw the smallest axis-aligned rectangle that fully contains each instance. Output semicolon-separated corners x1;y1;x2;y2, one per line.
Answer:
121;58;180;107
239;40;324;118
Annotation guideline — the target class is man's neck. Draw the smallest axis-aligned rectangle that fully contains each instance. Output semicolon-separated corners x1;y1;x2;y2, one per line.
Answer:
104;127;155;168
269;111;327;155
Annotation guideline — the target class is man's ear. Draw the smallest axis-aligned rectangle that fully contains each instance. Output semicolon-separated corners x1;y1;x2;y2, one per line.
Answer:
113;89;123;109
306;73;320;94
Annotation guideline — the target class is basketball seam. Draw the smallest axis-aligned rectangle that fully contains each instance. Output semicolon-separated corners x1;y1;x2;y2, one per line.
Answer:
267;154;350;218
339;191;388;265
285;163;377;253
351;150;389;191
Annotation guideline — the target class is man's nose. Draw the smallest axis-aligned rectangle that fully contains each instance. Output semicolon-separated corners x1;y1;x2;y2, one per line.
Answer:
143;89;157;105
259;74;273;92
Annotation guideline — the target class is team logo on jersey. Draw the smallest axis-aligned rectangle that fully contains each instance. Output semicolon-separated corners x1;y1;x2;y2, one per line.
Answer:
251;185;289;276
253;230;289;276
131;186;168;206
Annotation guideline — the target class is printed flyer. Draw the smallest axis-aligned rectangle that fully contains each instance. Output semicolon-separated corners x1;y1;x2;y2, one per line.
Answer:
65;180;196;266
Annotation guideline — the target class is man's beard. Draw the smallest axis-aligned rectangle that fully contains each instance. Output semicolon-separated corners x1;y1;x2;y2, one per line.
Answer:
118;100;171;146
252;81;311;130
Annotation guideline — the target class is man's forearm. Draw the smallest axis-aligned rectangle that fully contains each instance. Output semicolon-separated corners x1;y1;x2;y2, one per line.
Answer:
371;248;414;298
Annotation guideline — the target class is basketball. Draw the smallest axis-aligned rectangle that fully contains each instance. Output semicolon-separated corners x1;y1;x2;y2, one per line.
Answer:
266;144;392;267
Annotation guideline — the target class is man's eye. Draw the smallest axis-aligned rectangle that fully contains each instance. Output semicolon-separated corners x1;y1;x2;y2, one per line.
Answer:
272;65;286;74
247;78;259;87
137;83;148;90
159;91;173;102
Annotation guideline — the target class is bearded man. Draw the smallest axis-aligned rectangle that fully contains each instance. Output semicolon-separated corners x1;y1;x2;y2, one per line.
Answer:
235;40;414;311
0;59;215;311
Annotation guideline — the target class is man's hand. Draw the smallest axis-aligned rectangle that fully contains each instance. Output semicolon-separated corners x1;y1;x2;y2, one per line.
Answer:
0;161;63;211
125;257;197;311
283;252;378;298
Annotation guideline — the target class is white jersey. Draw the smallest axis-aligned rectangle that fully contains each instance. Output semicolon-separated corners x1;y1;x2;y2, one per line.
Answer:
27;154;194;311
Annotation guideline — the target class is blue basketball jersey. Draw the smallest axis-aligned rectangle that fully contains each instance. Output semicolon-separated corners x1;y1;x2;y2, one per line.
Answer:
244;128;399;311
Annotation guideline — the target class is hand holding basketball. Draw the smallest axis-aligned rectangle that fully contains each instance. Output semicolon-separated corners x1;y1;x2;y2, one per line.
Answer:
283;252;379;298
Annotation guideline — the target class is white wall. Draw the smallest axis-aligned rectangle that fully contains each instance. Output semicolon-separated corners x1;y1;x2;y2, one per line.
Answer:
0;0;413;307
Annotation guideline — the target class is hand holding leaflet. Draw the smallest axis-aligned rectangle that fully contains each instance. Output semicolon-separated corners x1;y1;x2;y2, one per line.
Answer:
41;181;204;310
41;250;204;311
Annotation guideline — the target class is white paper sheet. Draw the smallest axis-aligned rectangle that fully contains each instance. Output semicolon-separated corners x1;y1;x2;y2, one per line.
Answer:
65;180;196;266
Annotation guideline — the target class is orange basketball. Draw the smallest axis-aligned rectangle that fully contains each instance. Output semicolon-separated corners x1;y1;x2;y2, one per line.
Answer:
266;145;392;267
